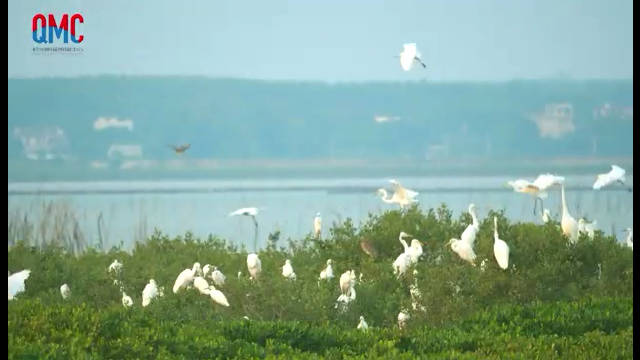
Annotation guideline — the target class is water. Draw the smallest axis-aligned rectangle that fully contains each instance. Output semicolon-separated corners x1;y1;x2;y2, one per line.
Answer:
7;175;633;251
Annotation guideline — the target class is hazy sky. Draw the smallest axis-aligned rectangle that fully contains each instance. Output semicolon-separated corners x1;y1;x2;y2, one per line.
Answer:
8;0;633;82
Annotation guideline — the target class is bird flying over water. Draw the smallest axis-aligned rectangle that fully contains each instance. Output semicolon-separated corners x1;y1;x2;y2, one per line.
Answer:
377;179;419;209
169;144;190;154
399;43;427;71
507;174;565;215
593;165;630;191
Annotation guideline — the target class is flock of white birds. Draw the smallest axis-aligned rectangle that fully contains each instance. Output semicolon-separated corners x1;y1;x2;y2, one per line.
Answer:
5;42;633;330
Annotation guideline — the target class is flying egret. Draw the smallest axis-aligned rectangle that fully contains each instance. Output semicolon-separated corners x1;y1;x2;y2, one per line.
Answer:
578;218;597;239
460;204;480;247
230;207;261;251
560;184;578;243
142;279;159;307
210;266;226;287
360;239;378;259
624;228;633;250
169;143;190;154
398;310;410;330
208;285;230;307
447;238;477;265
8;269;30;300
398;43;427;71
122;292;133;307
60;284;71;300
507;174;565;214
319;259;334;281
313;212;322;238
377;179;419;209
194;276;211;295
493;217;510;270
282;259;297;280
108;259;123;274
357;316;369;331
593;165;630;191
247;253;262;280
173;262;201;293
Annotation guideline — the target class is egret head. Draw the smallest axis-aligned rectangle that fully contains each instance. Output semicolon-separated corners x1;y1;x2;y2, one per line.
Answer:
578;218;585;226
389;179;399;185
413;269;418;276
150;279;156;285
468;203;476;212
376;188;386;196
316;212;321;217
327;259;333;265
359;315;365;321
285;259;291;265
399;231;412;239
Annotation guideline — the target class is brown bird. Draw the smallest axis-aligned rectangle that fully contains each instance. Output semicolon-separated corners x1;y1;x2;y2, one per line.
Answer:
169;144;190;154
360;239;378;259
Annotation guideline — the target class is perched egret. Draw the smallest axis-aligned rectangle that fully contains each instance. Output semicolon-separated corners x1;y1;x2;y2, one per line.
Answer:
122;292;133;307
208;285;230;307
336;283;357;309
460;204;480;247
377;179;419;209
173;262;201;293
108;259;123;274
247;253;262;280
142;279;159;307
542;208;551;223
447;238;477;265
398;310;410;330
319;259;334;281
593;165;630;191
398;43;427;71
357;316;369;331
560;184;578;243
202;264;211;278
8;269;30;300
210;266;226;287
194;276;211;295
493;217;510;270
60;284;71;300
282;259;297;280
578;218;597;239
339;270;356;295
313;212;322;238
507;174;565;214
230;207;260;251
392;252;411;277
624;228;633;250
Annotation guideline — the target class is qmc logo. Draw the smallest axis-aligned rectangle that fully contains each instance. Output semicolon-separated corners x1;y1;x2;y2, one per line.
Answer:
32;13;84;44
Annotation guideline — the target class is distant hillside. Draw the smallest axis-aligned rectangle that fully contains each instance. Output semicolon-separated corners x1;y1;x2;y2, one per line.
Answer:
7;77;633;180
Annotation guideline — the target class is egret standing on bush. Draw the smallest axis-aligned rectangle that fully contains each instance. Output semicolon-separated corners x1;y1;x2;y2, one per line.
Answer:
460;204;480;248
8;269;30;300
624;228;633;250
560;184;578;243
122;292;133;307
60;284;71;300
247;253;262;280
319;259;334;281
313;212;322;238
142;279;159;307
173;262;201;293
282;259;297;280
357;316;369;331
210;266;226;286
493;217;509;270
578;218;597;239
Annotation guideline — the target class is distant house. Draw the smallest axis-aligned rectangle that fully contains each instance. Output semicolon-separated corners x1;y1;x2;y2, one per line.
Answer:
531;103;575;139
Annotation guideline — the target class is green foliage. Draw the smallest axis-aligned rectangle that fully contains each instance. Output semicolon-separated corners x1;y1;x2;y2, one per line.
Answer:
8;205;633;358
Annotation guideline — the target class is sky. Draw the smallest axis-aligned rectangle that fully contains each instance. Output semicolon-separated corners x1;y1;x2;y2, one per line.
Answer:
7;0;634;82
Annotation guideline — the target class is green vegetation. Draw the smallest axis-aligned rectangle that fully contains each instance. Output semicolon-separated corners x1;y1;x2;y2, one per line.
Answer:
8;205;633;359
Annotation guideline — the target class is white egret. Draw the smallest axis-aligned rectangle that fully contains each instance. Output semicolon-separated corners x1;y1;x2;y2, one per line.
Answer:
339;270;356;295
203;264;211;278
377;179;419;209
578;218;597;239
108;259;123;274
173;262;201;293
560;184;578;243
230;207;260;251
624;228;633;250
507;174;565;214
142;279;159;307
392;252;411;277
493;217;510;270
8;269;30;300
408;239;424;264
447;238;477;265
122;292;133;307
193;276;211;295
398;43;427;71
398;310;410;330
208;285;230;307
247;253;262;280
593;165;630;191
319;259;334;281
542;209;551;223
357;316;368;331
60;284;71;300
460;204;479;247
210;266;226;287
282;259;297;280
313;212;322;238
